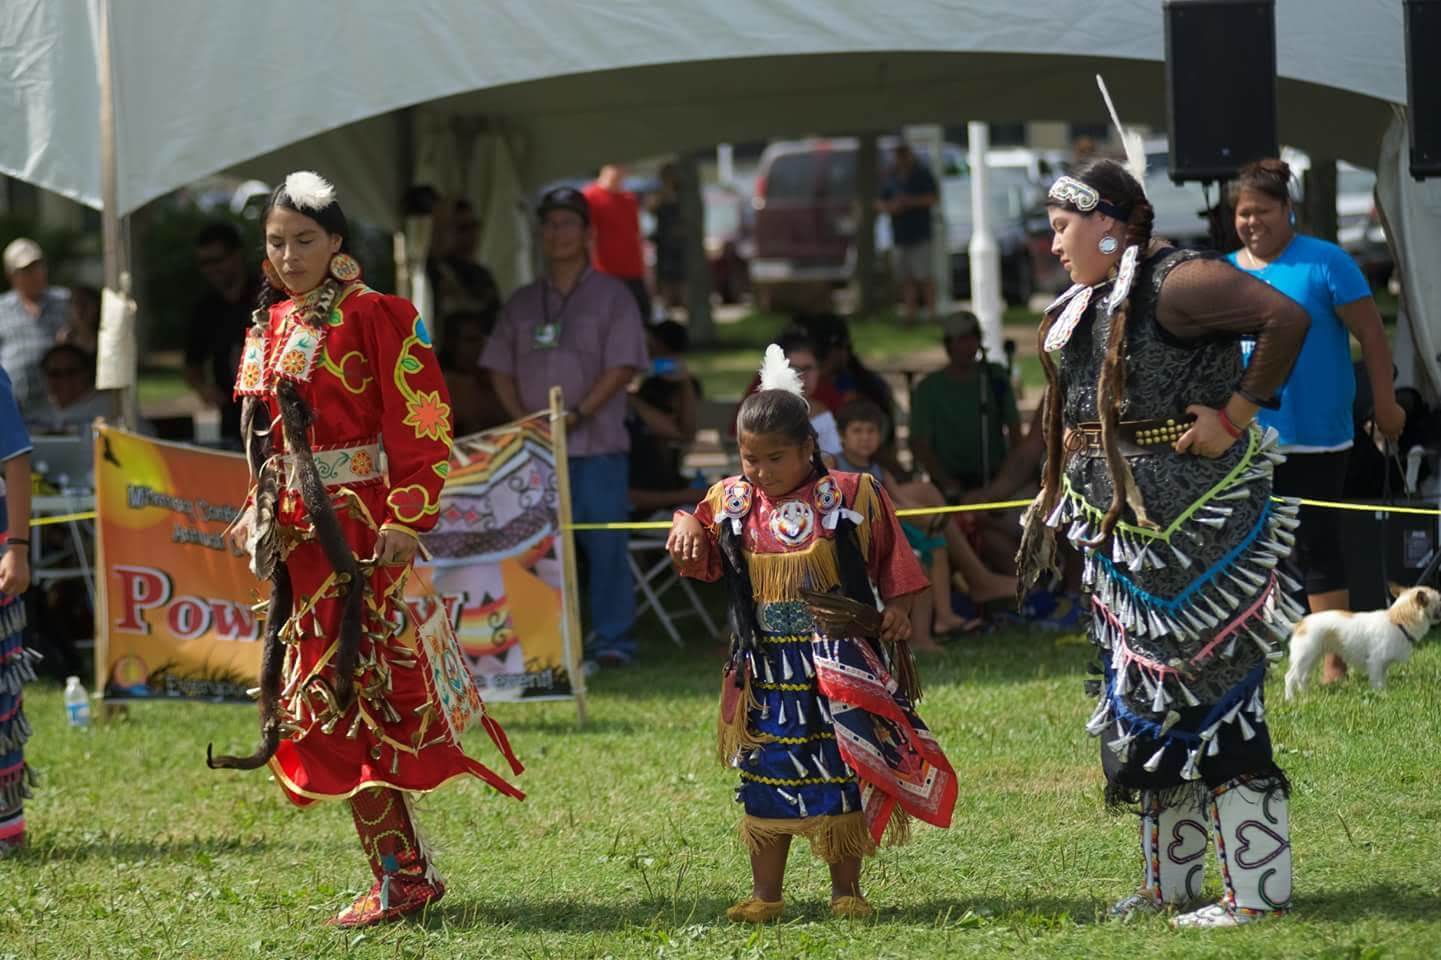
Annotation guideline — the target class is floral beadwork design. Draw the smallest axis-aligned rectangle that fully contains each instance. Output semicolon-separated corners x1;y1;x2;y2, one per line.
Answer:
404;390;451;444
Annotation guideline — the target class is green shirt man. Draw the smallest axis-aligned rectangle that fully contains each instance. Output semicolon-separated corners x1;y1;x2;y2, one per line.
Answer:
909;312;1020;498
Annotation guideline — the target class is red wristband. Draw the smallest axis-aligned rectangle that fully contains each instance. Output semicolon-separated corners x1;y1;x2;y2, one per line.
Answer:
1217;408;1244;439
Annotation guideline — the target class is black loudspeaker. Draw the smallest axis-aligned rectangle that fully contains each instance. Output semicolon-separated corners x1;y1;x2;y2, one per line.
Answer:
1406;0;1441;179
1164;0;1278;182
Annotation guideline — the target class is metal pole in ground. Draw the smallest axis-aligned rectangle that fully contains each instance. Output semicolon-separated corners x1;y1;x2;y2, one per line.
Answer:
968;122;1005;363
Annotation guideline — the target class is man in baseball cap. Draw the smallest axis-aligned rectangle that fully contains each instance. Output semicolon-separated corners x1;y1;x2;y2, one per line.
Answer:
2;238;43;275
480;182;648;670
1;237;70;413
536;186;590;224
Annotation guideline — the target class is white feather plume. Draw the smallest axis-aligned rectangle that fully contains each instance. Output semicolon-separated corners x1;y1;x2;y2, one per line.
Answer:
1095;75;1148;195
758;343;804;397
282;170;336;211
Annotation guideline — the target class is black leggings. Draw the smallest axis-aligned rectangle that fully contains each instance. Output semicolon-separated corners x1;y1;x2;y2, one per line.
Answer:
1272;449;1350;596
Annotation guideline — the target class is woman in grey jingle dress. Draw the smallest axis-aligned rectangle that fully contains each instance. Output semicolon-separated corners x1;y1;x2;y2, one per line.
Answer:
1018;159;1310;928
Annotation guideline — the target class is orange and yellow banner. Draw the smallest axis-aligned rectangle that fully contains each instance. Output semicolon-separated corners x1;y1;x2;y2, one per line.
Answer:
95;417;574;704
95;426;262;701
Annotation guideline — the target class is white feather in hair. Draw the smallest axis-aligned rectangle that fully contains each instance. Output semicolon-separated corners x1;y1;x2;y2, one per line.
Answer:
282;171;336;211
758;343;805;397
1095;75;1148;195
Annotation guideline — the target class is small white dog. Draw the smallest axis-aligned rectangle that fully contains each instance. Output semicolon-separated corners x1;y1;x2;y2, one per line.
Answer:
1284;585;1441;698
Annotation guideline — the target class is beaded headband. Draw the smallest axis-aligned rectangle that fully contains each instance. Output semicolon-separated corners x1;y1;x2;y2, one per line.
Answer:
1047;175;1132;221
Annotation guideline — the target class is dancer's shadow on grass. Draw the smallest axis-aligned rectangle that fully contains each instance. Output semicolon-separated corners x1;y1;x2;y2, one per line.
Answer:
1292;886;1441;923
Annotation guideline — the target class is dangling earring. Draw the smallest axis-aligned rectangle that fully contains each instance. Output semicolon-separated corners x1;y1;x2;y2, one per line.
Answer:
261;260;282;290
1098;234;1119;255
1288;209;1297;227
328;252;362;283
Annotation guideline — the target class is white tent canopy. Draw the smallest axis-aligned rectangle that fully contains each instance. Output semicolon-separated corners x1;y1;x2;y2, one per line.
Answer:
3;0;1433;391
1;0;1408;220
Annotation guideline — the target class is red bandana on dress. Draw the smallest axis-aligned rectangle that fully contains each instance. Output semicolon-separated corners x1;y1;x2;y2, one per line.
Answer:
813;634;957;842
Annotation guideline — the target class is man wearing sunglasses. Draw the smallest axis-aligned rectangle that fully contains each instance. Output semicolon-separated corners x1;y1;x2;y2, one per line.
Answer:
186;222;258;446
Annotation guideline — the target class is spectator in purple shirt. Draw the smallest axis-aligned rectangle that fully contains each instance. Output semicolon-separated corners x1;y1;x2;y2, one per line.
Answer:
481;187;648;667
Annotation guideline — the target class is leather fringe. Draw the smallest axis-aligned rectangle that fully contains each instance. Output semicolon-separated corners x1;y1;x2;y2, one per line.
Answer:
715;666;762;765
738;810;877;864
745;544;841;605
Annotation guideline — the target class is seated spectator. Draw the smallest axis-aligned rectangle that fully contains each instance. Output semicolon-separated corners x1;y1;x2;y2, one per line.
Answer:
26;344;110;436
799;312;902;474
732;326;843;457
910;310;1020;499
438;311;510;436
59;285;101;355
835;399;1015;648
628;321;704;517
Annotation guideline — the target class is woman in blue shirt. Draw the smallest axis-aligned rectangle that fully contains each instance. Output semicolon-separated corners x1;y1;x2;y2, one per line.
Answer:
1228;158;1405;684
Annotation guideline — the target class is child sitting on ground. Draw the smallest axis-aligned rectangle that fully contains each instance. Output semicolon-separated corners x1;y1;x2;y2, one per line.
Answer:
834;399;1017;648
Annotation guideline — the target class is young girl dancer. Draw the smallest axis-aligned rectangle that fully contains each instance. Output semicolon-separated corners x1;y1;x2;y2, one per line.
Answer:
668;346;955;922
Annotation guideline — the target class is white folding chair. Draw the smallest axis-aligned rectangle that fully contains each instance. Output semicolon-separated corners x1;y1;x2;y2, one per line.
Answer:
584;534;720;648
627;535;719;646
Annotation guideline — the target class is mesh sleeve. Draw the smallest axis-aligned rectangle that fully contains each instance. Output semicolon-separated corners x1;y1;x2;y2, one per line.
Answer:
1156;256;1311;404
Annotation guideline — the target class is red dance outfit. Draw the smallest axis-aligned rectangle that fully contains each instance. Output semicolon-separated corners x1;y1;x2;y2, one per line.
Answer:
235;277;521;924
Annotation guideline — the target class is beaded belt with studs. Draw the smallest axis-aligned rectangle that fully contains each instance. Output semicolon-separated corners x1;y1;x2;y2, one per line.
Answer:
1070;416;1196;455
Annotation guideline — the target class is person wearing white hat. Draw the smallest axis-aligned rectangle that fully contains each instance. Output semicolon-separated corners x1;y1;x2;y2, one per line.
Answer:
1;238;69;413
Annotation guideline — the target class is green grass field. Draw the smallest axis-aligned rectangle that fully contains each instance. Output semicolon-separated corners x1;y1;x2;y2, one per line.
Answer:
6;619;1441;959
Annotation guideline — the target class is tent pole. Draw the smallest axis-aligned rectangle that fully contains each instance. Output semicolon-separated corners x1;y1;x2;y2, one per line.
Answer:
967;121;1004;363
97;0;139;429
854;131;881;314
680;152;712;342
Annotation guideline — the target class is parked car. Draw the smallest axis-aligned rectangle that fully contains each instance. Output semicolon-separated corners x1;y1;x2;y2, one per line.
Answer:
940;165;1041;304
749;137;1041;309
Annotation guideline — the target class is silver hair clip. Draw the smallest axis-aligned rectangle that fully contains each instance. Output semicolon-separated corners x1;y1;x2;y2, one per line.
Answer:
1048;176;1099;212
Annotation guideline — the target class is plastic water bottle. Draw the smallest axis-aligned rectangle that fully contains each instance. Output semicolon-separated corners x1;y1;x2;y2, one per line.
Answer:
64;676;91;728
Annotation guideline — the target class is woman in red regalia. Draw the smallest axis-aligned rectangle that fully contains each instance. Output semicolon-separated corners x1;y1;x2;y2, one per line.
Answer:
213;171;523;927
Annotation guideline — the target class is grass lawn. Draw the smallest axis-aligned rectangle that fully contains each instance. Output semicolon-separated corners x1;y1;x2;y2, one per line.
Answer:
7;616;1441;959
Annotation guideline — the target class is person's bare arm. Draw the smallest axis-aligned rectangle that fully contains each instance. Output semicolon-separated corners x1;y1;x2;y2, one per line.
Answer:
1337;297;1405;441
0;453;31;596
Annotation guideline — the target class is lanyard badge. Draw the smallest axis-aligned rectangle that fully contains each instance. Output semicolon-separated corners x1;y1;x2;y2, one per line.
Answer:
531;321;560;350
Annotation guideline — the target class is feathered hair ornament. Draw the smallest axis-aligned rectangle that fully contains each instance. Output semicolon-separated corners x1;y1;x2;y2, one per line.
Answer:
1095;75;1148;193
282;171;337;211
758;343;805;397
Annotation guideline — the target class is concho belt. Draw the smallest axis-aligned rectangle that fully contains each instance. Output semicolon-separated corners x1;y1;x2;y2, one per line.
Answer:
1067;416;1196;456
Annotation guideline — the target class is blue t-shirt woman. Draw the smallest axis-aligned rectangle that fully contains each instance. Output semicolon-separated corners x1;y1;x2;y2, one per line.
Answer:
1228;158;1403;680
